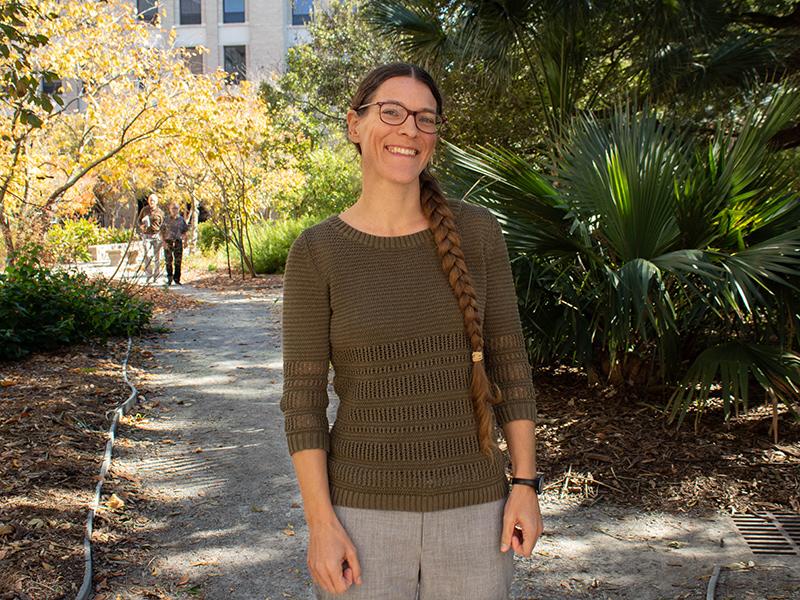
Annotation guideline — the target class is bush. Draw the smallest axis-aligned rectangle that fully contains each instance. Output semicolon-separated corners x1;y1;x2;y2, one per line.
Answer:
197;220;226;254
0;245;153;360
442;91;800;425
276;143;360;219
46;218;133;262
219;215;322;274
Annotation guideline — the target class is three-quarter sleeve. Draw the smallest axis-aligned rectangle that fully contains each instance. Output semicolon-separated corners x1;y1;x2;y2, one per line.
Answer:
280;231;332;455
482;212;538;427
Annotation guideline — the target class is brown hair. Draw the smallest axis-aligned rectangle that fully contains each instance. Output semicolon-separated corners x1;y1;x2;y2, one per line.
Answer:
348;62;504;461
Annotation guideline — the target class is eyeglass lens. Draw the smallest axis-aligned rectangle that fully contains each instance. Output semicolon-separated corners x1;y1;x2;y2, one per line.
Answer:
379;103;440;133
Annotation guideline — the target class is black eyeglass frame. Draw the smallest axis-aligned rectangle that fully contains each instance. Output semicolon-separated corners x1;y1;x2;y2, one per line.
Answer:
355;101;446;134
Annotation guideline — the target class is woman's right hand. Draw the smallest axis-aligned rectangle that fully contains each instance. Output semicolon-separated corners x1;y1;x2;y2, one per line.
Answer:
307;517;363;595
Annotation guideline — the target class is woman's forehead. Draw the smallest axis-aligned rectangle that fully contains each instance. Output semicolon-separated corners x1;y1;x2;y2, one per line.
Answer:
372;77;437;111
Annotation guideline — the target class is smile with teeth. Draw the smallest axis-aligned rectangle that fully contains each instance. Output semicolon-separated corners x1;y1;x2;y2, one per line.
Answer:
386;145;418;156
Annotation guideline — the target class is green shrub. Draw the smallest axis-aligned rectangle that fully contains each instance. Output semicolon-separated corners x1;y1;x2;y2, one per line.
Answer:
221;215;322;274
97;226;134;244
0;245;153;360
45;218;101;262
197;220;226;254
277;143;360;219
442;91;800;425
46;218;133;262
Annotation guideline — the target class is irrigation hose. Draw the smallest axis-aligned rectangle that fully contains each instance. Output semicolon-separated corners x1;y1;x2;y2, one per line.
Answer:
706;565;722;600
75;336;141;600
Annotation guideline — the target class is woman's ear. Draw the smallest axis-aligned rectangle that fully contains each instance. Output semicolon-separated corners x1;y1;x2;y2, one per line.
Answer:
346;109;360;144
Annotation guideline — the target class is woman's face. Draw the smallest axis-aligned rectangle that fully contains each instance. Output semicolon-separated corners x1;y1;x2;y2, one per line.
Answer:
347;76;439;186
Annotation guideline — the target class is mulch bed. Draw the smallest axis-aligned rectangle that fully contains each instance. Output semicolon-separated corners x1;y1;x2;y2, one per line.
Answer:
0;281;199;599
529;366;800;515
179;266;282;294
109;280;204;315
0;338;159;599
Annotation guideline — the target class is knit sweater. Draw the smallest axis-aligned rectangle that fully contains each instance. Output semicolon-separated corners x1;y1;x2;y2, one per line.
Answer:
280;197;537;513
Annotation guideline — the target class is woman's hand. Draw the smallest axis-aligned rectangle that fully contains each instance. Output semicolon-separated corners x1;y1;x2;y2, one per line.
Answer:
500;485;543;557
307;517;363;595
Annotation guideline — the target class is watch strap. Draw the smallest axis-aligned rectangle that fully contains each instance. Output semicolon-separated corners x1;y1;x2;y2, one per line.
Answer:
510;475;543;493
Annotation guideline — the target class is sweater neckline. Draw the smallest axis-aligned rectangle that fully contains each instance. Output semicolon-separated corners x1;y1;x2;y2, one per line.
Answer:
329;214;434;249
329;198;464;249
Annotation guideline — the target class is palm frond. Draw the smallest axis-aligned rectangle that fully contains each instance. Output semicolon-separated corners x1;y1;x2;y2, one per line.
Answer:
668;342;800;427
362;1;450;69
557;100;690;262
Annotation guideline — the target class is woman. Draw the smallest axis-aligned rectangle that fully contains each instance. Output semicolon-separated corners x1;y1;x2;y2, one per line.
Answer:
280;63;543;599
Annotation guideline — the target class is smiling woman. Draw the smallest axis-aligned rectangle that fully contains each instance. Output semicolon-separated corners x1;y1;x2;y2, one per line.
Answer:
279;63;543;599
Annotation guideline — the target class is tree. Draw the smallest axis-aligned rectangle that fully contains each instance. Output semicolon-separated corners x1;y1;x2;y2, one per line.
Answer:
172;75;305;277
440;83;800;431
0;0;61;258
262;0;398;144
365;0;800;156
0;0;196;261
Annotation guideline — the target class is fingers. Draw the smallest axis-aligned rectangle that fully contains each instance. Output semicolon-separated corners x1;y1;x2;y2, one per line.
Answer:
514;517;544;558
313;560;349;595
499;513;516;552
344;545;364;585
309;541;362;594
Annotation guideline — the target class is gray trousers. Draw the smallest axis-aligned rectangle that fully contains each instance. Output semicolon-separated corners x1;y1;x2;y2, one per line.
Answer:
313;497;514;599
140;234;162;280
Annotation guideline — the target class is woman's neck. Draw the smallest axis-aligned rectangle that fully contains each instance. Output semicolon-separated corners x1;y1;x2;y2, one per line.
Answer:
345;175;426;234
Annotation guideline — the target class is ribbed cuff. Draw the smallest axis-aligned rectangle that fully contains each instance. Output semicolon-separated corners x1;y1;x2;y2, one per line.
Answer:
287;430;331;455
494;401;537;428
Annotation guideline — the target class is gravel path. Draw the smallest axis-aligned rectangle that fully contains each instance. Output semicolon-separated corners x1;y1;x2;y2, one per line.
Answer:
109;285;800;600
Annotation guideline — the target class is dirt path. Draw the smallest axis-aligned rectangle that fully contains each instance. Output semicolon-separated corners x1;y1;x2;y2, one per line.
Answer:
108;285;800;600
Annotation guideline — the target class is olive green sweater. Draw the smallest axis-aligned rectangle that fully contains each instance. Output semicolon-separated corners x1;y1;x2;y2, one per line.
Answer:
280;197;537;512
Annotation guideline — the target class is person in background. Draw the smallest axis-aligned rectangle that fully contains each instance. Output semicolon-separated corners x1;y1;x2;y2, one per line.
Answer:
160;201;189;286
136;193;164;284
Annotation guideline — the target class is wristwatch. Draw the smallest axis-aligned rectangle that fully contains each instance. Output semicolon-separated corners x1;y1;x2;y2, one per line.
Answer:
510;474;544;494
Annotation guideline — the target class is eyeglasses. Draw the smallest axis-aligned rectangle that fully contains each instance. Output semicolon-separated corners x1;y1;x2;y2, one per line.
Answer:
355;101;445;134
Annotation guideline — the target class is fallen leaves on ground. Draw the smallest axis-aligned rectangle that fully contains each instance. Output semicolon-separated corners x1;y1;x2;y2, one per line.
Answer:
531;366;800;513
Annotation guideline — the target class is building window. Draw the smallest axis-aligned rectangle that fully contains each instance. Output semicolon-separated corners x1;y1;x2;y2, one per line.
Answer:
183;47;204;75
223;0;245;23
179;0;201;25
137;0;158;24
223;45;246;82
292;0;313;25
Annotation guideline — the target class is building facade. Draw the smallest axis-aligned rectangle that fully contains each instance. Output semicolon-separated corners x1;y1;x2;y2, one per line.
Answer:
133;0;314;81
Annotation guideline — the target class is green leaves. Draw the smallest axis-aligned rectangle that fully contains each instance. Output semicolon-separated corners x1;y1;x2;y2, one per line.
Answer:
668;343;800;427
0;245;152;359
443;80;800;424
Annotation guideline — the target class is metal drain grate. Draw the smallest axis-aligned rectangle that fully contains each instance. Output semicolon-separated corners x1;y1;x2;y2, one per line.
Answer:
731;511;800;556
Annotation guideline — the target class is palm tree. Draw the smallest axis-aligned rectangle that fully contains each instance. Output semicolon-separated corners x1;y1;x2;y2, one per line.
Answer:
365;0;800;153
438;82;800;431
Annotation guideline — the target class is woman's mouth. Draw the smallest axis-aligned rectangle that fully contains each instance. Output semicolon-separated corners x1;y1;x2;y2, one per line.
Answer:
386;145;419;157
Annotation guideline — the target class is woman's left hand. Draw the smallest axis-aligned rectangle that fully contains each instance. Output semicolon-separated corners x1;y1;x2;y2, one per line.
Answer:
500;484;543;557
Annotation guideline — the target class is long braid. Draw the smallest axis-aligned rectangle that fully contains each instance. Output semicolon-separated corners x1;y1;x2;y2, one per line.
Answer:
419;168;503;461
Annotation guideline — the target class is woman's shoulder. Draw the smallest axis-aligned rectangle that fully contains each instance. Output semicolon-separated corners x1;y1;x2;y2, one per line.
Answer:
447;197;496;237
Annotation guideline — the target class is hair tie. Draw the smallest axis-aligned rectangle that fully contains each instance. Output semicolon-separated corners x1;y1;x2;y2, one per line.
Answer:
471;350;483;363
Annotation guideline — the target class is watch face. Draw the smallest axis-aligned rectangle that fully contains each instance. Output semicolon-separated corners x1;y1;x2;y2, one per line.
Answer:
534;475;544;494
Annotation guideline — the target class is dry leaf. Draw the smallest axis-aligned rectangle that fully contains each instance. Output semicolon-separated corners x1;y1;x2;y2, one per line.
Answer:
106;493;125;510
